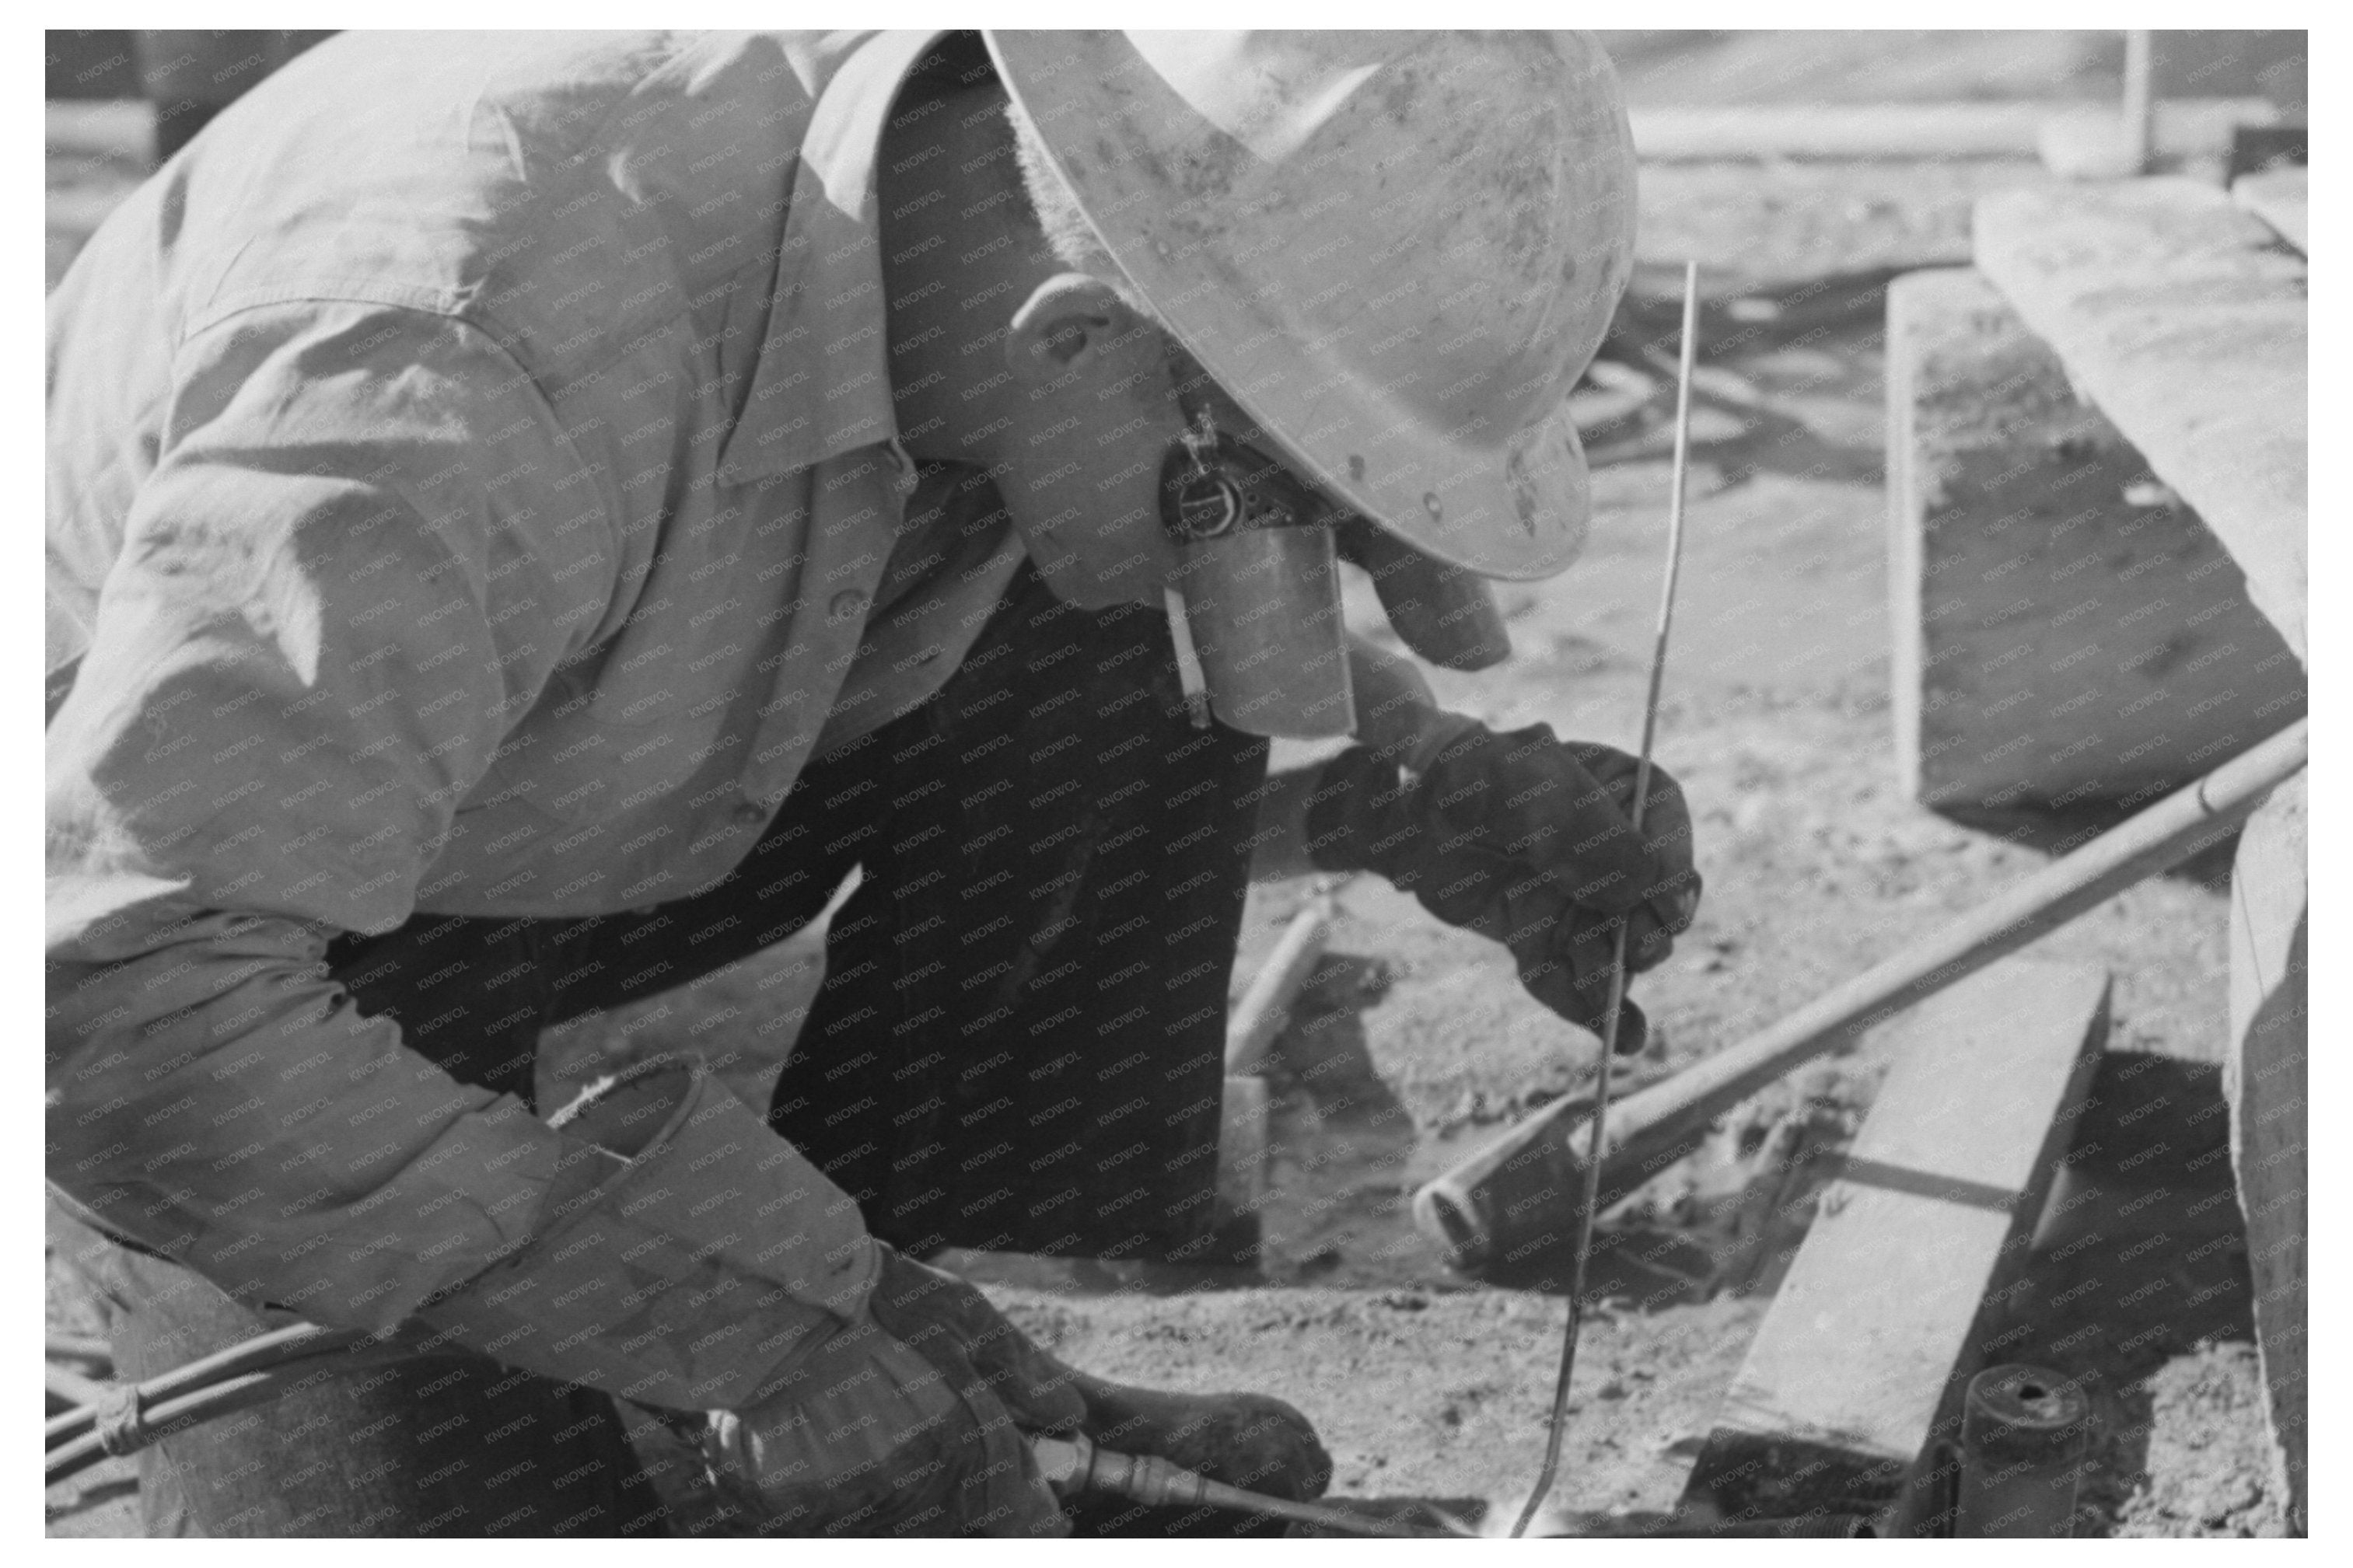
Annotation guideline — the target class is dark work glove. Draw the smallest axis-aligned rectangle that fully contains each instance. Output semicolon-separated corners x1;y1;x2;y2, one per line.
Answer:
856;1255;1330;1508
1304;718;1700;1053
706;1245;1084;1537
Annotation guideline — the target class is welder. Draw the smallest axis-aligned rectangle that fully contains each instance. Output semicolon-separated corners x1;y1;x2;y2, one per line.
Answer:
46;30;1697;1536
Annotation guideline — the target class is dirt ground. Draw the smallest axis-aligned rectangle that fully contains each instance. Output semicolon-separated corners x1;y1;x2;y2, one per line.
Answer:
45;32;2295;1538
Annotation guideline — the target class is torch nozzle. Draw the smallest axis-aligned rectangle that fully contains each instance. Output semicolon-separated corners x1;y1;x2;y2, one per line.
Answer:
1030;1432;1425;1537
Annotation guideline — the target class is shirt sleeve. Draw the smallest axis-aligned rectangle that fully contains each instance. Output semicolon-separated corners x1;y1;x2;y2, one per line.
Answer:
45;300;871;1404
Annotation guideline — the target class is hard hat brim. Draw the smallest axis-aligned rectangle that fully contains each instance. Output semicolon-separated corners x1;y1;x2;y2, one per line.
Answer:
986;30;1602;583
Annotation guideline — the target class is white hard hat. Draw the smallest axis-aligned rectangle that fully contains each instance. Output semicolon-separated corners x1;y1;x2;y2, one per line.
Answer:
984;30;1639;582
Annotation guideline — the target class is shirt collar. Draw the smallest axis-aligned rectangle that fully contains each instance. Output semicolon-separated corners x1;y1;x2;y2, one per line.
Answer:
717;28;946;486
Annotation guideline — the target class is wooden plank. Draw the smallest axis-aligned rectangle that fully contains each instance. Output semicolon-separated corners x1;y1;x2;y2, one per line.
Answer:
1626;98;2274;162
2232;167;2307;255
2035;95;2273;179
1680;959;2110;1523
1974;180;2306;664
1884;266;2305;812
2226;772;2306;1533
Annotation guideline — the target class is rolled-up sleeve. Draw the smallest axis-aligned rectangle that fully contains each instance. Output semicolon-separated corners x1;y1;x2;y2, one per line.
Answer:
45;301;869;1402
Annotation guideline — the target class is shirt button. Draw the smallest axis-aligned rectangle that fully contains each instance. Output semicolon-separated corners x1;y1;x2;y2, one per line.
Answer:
732;800;767;826
830;589;868;620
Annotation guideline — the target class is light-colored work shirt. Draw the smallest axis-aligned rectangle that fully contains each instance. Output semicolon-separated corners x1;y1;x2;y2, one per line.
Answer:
44;30;1023;1406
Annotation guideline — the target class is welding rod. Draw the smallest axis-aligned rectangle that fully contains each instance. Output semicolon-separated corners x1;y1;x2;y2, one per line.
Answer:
1506;260;1704;1538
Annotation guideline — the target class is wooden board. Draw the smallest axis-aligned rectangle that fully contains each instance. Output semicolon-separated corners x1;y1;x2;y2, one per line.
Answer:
2232;167;2308;255
1885;267;2304;812
2227;772;2306;1532
1680;959;2110;1524
1974;180;2307;664
1626;98;2274;162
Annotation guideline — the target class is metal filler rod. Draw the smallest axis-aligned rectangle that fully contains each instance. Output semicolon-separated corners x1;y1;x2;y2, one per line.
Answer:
1509;260;1702;1539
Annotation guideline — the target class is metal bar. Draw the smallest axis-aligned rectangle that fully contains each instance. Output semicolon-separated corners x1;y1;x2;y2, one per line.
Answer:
1589;718;2303;1179
1416;717;2306;1270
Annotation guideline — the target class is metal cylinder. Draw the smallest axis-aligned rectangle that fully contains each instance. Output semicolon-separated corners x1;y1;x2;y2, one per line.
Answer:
1955;1364;2090;1537
1173;525;1353;739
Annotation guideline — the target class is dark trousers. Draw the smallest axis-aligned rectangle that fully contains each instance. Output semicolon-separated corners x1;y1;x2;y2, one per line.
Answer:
72;563;1269;1535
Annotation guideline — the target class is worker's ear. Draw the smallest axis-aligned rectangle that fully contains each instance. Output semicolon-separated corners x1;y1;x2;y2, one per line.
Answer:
1006;273;1154;388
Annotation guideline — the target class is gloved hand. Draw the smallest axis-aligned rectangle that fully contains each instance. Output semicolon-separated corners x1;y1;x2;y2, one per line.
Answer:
1058;1370;1333;1536
705;1245;1086;1537
1305;717;1700;1053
